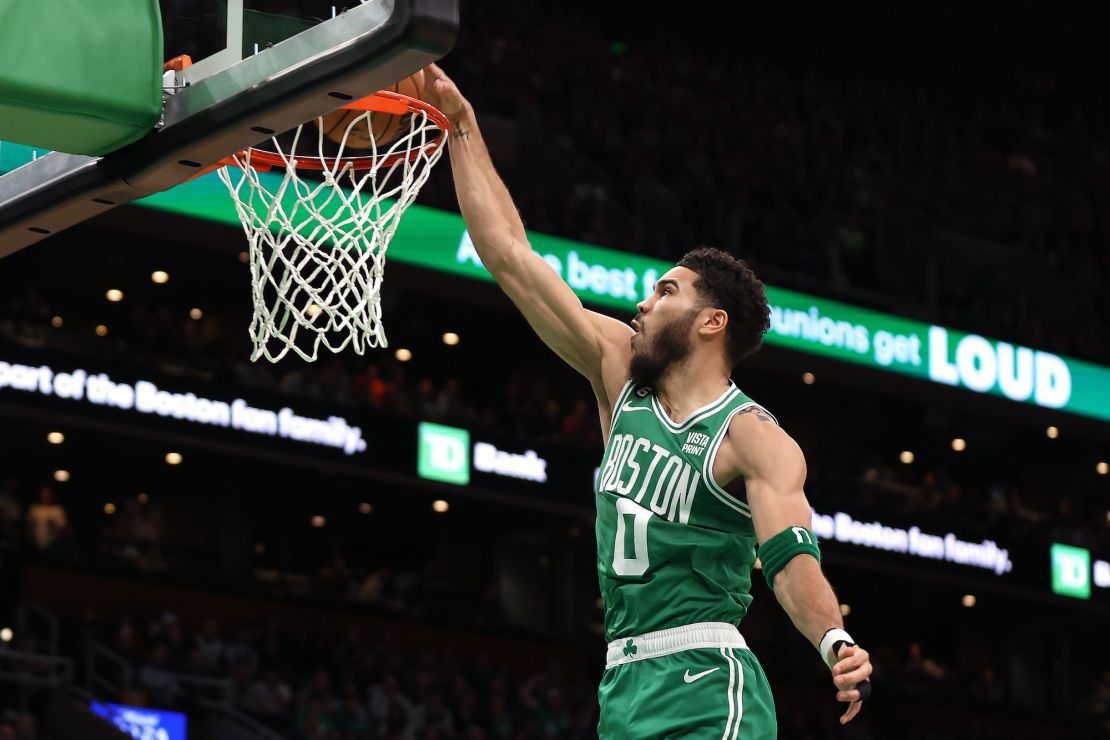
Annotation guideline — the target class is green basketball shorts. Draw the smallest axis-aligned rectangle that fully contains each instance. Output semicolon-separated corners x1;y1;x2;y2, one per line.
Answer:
598;622;777;739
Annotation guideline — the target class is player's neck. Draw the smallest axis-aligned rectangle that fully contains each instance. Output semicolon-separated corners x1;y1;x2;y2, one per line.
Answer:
653;359;731;426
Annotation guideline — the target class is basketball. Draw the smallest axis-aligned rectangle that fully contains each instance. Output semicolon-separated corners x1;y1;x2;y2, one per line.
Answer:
317;69;427;150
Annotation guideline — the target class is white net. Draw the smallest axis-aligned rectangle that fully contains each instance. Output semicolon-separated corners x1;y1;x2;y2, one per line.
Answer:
218;98;447;362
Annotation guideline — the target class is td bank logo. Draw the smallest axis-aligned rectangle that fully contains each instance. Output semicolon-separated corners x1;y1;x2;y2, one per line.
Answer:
418;423;470;485
1050;543;1091;600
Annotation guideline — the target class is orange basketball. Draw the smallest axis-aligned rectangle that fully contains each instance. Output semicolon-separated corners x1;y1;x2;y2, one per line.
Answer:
318;69;426;150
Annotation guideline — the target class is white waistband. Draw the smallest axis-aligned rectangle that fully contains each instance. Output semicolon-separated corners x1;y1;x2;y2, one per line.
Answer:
605;622;748;669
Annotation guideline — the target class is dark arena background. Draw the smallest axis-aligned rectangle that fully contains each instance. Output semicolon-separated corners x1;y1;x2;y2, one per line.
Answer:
1;2;1109;739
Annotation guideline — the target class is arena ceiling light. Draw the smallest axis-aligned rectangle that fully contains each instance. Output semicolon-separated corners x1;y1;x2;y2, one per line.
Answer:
899;450;914;464
1098;461;1109;475
358;502;372;514
839;603;851;617
962;594;977;608
53;469;70;482
189;308;203;320
0;628;11;643
95;324;108;337
395;348;412;362
432;499;449;513
104;503;117;515
951;438;966;452
151;270;169;284
1046;426;1060;439
802;372;815;385
442;332;459;346
310;515;326;528
165;452;183;465
137;493;150;504
46;431;64;444
106;289;124;302
51;316;63;328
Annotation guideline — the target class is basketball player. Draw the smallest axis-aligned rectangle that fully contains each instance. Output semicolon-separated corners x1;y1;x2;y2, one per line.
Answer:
426;64;873;738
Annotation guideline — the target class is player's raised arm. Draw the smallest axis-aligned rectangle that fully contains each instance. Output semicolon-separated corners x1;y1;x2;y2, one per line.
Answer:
424;65;631;392
722;410;874;725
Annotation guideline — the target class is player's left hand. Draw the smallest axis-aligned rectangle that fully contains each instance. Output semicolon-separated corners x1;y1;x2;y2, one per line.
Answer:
424;63;470;122
831;643;872;724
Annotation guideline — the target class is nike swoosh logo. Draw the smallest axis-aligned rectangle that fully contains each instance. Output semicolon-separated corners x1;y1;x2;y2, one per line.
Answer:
621;402;651;413
683;667;720;684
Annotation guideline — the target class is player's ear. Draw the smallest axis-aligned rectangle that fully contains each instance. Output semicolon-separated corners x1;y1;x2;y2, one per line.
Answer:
699;308;728;337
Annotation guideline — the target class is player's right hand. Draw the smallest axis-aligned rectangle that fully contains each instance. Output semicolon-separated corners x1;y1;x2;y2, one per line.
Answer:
424;63;470;122
831;642;872;724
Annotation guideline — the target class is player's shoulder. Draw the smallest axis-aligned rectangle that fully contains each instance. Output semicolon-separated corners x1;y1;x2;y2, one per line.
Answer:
724;405;804;477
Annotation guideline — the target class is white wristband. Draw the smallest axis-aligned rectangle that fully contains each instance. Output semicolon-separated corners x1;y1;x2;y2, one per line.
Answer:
819;628;854;669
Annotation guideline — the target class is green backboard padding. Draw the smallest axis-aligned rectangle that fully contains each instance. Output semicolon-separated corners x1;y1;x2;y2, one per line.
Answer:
0;0;163;156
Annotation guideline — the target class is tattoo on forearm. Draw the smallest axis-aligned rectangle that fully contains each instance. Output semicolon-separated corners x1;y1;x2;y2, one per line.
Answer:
739;406;775;424
451;126;470;140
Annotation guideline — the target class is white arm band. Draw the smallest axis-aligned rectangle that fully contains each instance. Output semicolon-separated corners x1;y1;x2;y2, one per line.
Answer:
818;628;854;669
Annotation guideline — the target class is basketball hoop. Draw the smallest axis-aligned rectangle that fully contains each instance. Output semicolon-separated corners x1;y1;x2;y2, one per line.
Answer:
216;90;449;362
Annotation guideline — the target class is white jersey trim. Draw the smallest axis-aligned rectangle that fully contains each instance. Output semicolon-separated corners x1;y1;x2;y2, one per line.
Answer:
722;647;736;739
701;401;778;518
649;382;739;433
723;648;744;740
607;379;637;438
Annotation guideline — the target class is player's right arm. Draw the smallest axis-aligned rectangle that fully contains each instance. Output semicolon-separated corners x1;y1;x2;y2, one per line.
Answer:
717;411;873;724
424;65;632;408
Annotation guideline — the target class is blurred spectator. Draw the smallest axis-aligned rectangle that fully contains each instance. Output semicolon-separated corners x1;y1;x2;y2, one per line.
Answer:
10;714;35;740
561;399;599;445
0;478;20;524
904;642;946;692
354;568;404;611
0;479;21;554
194;618;226;673
299;694;339;740
415;378;440;419
137;644;182;707
103;498;166;572
436;378;474;423
335;688;375;738
242;668;294;718
297;669;339;723
156;613;190;665
354;364;389;408
25;485;67;555
486;693;514;738
319;547;353;599
970;666;1006;705
518;673;571;738
1091;669;1110;737
382;699;412;740
370;672;415;739
412;689;454;736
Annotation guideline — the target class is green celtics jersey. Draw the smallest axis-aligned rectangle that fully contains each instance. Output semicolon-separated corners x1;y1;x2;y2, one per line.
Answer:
595;380;775;642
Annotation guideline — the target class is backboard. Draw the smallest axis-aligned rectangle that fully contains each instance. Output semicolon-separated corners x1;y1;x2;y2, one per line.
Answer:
0;0;458;258
161;1;372;85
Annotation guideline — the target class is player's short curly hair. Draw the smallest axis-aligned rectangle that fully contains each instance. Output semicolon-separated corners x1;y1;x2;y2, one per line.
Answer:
676;246;771;368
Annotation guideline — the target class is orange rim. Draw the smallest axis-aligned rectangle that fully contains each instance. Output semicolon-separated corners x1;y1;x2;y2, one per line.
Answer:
214;90;450;173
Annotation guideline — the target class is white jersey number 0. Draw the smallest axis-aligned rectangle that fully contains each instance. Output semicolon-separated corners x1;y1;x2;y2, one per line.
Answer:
612;498;653;576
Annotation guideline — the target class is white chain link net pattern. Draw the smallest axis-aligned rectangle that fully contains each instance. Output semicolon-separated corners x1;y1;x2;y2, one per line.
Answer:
218;105;445;362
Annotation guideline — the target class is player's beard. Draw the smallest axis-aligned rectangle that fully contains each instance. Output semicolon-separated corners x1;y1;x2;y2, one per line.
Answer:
629;309;698;387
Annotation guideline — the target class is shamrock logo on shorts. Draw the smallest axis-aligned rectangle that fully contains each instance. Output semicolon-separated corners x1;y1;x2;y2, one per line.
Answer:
623;639;637;657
